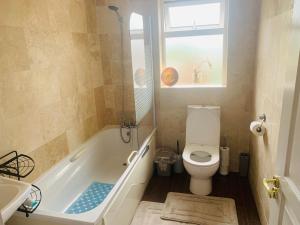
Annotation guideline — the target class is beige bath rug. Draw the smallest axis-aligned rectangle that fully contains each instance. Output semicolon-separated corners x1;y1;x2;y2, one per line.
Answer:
161;192;239;225
130;201;191;225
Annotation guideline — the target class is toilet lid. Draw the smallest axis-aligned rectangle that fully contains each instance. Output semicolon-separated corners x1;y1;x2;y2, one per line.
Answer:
183;144;219;166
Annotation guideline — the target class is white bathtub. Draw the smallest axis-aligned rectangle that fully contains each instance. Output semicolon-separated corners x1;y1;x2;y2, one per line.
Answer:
9;127;156;225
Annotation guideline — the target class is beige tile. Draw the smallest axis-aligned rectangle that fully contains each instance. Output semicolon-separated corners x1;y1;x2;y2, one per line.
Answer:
0;26;30;73
104;85;116;109
113;85;123;111
47;0;72;32
40;101;66;143
30;68;61;108
90;58;104;88
88;34;104;88
0;0;27;27
78;90;97;121
72;33;93;93
61;94;80;129
111;34;122;61
53;32;74;63
83;115;98;139
75;61;92;94
124;84;135;111
57;62;79;99
102;59;112;85
111;60;122;84
4;108;44;154
104;108;119;125
52;32;79;98
0;112;10;156
23;0;51;30
24;28;57;70
0;68;62;119
99;34;112;84
85;0;97;33
0;70;31;118
94;86;105;129
96;0;106;6
26;133;69;182
66;120;86;152
70;0;88;33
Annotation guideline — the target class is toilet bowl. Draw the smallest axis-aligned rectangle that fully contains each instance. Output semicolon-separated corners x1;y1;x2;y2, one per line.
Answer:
183;144;219;195
183;105;220;195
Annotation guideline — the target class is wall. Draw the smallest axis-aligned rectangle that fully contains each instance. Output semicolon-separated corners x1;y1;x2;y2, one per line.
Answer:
0;0;106;182
249;1;295;225
155;0;260;172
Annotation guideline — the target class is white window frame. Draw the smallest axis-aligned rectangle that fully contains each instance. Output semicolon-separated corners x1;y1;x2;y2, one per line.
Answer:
161;0;229;87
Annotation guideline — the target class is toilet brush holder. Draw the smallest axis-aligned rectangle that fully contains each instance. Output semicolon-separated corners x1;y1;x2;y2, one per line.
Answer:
174;154;184;174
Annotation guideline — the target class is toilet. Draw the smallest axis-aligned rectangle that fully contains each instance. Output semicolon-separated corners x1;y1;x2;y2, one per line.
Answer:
183;105;220;195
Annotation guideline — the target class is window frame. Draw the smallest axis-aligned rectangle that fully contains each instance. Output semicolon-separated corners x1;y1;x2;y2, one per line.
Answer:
161;0;229;88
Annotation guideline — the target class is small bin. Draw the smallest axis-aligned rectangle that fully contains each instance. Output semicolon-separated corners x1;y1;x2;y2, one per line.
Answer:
239;153;250;177
154;148;177;176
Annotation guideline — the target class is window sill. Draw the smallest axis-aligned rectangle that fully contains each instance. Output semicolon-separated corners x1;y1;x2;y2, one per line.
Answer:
160;84;227;89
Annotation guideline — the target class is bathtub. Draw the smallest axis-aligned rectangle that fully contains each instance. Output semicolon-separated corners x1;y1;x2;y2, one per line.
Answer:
9;127;156;225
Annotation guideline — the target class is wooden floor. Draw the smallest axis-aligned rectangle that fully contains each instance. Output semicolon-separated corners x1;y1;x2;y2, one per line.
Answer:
142;172;261;225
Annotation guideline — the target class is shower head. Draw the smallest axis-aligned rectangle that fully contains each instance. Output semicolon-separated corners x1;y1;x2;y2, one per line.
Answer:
108;5;119;11
108;5;123;23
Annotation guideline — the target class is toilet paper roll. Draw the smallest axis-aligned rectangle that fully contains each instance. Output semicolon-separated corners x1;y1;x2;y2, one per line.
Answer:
250;121;266;136
220;147;230;167
220;165;229;176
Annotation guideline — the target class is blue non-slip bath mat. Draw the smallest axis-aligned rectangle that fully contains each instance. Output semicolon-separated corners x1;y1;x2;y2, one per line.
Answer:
65;182;114;214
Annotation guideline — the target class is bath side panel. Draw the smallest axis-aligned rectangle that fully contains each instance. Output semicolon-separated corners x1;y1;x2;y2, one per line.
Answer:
102;135;156;225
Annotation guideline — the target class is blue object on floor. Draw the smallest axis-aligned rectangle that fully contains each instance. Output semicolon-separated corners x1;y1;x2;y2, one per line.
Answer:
65;182;114;214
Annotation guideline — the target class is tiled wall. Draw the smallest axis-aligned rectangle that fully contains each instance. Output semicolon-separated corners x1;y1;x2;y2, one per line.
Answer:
249;1;295;225
0;0;123;182
155;0;260;172
0;0;148;182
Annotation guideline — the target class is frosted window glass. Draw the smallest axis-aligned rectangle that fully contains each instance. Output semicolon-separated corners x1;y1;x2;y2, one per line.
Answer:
168;3;221;28
130;13;144;31
164;35;223;86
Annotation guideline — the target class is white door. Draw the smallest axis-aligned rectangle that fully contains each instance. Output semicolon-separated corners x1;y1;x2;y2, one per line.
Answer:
266;1;300;224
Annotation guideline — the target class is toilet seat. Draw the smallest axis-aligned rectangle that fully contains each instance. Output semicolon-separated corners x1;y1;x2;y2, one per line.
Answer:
183;144;219;167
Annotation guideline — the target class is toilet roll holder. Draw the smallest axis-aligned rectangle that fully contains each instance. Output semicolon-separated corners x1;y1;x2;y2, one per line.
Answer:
258;114;266;122
257;114;266;132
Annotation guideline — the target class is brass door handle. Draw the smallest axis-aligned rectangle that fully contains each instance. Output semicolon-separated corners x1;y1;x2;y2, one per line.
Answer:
263;176;280;199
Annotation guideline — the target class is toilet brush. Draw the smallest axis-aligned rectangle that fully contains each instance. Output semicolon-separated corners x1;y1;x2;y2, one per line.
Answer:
174;140;184;174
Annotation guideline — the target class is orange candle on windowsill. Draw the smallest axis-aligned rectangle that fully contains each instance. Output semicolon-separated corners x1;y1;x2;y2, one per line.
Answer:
161;67;179;87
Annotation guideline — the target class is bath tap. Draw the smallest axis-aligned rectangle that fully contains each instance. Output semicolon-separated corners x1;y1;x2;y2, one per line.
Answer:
121;121;137;129
120;122;138;144
121;122;137;137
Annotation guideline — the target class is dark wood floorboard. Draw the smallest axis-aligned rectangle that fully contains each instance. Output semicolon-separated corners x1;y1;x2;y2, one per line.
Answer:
142;172;261;225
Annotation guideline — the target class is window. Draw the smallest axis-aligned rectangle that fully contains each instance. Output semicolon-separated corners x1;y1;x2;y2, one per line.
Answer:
161;0;228;87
